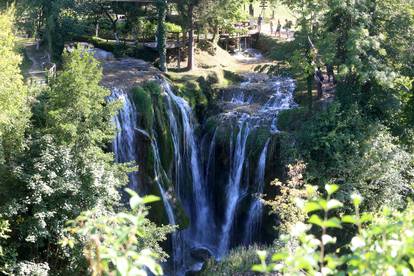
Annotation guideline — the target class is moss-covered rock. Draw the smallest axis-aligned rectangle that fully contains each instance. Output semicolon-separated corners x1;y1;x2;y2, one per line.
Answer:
129;82;188;228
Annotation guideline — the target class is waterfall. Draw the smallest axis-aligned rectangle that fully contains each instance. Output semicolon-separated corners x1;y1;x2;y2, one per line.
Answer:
110;88;139;190
219;114;251;255
244;139;270;244
109;70;297;274
149;135;179;274
110;88;180;273
204;129;217;186
162;82;214;245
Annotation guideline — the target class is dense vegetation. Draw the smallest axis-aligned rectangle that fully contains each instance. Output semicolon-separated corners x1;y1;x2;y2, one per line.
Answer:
0;0;414;275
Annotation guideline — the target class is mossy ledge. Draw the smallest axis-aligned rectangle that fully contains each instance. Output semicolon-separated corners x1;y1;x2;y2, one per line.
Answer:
129;81;189;229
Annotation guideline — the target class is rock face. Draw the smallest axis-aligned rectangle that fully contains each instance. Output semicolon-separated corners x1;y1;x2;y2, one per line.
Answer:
101;57;161;90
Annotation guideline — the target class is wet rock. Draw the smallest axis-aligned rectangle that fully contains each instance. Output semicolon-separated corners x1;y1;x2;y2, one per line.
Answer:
190;247;214;262
94;48;114;61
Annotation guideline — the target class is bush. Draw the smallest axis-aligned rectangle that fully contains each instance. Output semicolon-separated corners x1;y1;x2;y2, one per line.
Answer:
253;184;414;276
201;245;270;276
297;103;414;210
14;262;50;276
62;189;173;276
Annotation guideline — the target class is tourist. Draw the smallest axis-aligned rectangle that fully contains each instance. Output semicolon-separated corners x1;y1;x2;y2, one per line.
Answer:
270;20;274;35
276;20;281;37
258;15;263;33
315;67;324;99
284;19;289;38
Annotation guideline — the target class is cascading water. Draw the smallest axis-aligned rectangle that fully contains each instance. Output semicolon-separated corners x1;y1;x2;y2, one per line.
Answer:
219;114;251;256
110;88;180;274
109;58;296;274
162;82;215;246
110;88;139;191
244;139;270;244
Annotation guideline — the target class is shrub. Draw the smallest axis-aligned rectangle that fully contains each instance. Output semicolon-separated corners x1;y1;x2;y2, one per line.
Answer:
253;184;414;275
62;189;173;276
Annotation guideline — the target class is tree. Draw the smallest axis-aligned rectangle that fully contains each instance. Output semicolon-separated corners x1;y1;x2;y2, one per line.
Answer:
173;0;201;70
0;6;28;163
46;46;120;149
197;0;247;45
0;46;128;274
62;190;173;276
156;0;168;72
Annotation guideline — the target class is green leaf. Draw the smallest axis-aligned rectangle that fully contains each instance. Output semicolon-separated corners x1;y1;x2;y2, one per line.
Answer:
116;257;129;276
342;215;357;224
325;184;339;195
319;199;328;211
142;195;160;204
360;213;372;223
271;252;288;262
304;201;322;213
327;199;343;210
322;234;337;245
251;264;267;273
323;218;342;229
125;188;138;197
351;193;363;207
257;250;267;261
308;214;323;227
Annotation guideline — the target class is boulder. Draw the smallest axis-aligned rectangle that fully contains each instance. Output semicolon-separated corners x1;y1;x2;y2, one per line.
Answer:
190;246;214;262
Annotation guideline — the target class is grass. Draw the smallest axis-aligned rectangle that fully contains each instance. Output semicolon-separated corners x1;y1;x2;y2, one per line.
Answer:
200;246;262;276
250;2;297;24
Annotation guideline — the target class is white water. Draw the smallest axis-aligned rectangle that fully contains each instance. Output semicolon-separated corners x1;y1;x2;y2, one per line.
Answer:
110;88;179;274
162;82;214;244
110;88;139;190
219;114;251;255
244;139;270;244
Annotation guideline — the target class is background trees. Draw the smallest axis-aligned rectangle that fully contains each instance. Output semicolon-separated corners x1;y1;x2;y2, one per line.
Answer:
0;7;28;164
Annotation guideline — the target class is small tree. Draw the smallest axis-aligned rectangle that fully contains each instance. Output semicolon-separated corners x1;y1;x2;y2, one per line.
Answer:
62;189;174;276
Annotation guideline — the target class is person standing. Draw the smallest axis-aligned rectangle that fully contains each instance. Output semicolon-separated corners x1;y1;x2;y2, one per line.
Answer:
258;15;263;33
276;20;281;37
270;20;274;35
315;67;324;99
284;19;289;38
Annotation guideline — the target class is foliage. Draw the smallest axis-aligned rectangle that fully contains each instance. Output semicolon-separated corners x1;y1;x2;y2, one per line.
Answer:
46;46;120;148
253;184;350;275
62;189;173;276
0;219;13;274
165;22;182;34
254;184;414;275
14;261;50;276
297;103;414;211
0;6;28;162
0;46;130;275
200;245;267;276
265;161;312;234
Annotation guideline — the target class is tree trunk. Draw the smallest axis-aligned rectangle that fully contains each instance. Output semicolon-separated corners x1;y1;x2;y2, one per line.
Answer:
105;11;119;43
211;22;220;45
95;21;99;37
156;0;168;72
187;4;195;71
